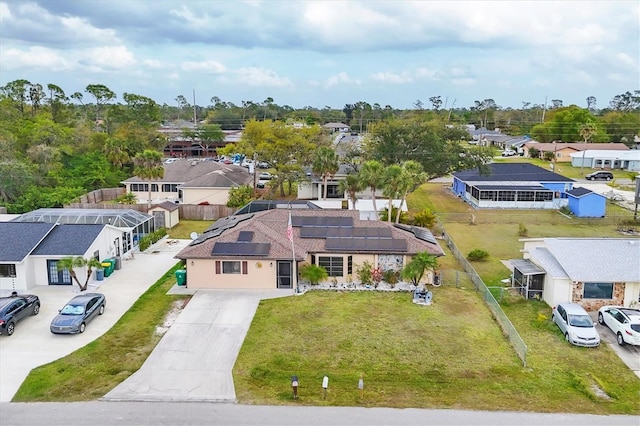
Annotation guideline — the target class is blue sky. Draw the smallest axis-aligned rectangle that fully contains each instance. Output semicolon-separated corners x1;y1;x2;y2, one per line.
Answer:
0;0;638;110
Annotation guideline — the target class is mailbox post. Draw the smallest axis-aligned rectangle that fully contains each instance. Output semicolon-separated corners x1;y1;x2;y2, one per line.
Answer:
322;375;329;400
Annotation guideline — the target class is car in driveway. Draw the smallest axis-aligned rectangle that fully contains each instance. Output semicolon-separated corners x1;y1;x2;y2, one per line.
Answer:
0;293;40;336
597;306;640;346
585;171;613;181
552;302;600;347
501;149;517;157
50;293;106;334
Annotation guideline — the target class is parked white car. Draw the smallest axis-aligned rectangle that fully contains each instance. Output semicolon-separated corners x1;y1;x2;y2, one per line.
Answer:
501;149;517;157
552;303;600;347
597;306;640;346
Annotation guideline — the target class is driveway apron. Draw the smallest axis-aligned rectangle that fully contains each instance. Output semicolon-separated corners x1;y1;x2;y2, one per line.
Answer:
104;289;287;402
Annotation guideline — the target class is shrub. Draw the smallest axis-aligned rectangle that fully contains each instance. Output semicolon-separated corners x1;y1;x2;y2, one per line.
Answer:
227;184;254;208
379;206;408;223
138;228;168;252
412;208;437;228
559;205;572;215
299;264;328;286
518;223;528;237
467;249;489;261
356;261;373;285
383;269;399;288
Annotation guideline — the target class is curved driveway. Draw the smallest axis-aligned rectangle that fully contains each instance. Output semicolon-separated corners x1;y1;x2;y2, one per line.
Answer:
104;289;292;402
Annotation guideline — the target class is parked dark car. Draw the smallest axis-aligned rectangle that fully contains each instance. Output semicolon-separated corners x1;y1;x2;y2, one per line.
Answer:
50;293;106;334
0;293;40;336
585;171;613;181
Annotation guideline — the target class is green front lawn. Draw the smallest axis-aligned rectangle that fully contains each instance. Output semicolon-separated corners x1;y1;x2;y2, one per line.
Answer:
234;291;640;414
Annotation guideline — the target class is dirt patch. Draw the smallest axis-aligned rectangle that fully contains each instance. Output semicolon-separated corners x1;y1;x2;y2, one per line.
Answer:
155;298;189;336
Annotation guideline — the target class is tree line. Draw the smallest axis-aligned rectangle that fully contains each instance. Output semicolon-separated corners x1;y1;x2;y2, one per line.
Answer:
0;79;638;214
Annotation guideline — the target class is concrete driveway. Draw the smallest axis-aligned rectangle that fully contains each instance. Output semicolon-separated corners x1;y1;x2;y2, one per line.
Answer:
0;238;190;402
104;289;292;402
593;313;640;379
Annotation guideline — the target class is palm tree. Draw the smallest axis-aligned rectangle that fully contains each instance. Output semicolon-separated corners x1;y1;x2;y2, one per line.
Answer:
134;149;164;208
382;164;403;223
396;161;426;223
339;174;363;210
358;160;384;216
56;257;88;291
312;147;339;200
579;122;597;175
402;252;439;287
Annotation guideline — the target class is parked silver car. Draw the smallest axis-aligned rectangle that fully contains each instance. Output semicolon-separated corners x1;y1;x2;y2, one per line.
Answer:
552;302;600;347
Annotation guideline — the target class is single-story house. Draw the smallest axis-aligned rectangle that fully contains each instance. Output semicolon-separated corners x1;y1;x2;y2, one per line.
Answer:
452;163;575;209
10;208;155;253
323;122;350;133
148;201;180;229
0;222;126;292
175;209;444;290
565;187;606;218
513;238;640;311
121;159;253;205
523;143;629;162
570;150;640;171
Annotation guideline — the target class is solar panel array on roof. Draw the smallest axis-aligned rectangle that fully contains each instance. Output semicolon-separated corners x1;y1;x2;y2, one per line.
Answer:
393;224;439;245
212;242;270;256
237;231;254;242
325;238;407;252
300;226;392;239
291;216;353;227
191;214;254;245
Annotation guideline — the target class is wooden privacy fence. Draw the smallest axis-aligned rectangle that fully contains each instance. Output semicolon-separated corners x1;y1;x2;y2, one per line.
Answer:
178;204;235;220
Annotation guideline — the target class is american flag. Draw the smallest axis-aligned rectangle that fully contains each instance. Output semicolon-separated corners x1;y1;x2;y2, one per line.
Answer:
286;212;293;242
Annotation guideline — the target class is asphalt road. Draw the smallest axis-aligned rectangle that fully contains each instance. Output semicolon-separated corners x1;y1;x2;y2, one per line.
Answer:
2;402;638;426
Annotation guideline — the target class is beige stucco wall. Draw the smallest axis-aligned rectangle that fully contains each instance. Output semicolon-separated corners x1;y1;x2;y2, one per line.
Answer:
185;258;277;289
542;276;572;308
623;282;640;307
182;188;230;205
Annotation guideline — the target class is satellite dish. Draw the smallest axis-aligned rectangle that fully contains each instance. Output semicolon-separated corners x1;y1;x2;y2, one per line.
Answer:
190;232;198;240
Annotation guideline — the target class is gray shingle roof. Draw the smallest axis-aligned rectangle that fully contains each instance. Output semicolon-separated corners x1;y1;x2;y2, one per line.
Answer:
453;163;574;183
31;224;105;256
566;187;596;198
122;160;252;188
532;238;640;282
0;222;56;262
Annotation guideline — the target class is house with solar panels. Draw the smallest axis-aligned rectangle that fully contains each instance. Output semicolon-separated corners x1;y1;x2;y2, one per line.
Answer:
452;163;575;210
175;209;444;290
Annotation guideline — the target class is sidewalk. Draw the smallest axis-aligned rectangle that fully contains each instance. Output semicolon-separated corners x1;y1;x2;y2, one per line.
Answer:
0;238;190;402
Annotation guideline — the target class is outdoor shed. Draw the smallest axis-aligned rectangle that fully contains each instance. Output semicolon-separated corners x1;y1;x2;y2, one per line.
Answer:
148;201;180;229
565;187;606;218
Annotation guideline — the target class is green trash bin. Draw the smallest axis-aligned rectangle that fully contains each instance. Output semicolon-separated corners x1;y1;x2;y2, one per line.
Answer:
102;260;114;277
175;269;186;286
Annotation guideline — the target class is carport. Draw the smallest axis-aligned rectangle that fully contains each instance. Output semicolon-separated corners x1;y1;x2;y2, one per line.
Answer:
511;259;546;299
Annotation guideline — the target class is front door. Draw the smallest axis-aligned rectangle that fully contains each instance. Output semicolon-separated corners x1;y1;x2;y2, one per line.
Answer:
277;261;292;289
47;260;72;285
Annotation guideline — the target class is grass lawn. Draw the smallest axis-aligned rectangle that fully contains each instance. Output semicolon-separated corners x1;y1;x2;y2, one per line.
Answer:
167;220;214;239
12;263;190;402
234;290;640;414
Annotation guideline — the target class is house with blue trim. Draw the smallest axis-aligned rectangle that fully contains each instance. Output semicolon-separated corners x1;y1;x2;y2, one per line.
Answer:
452;163;574;209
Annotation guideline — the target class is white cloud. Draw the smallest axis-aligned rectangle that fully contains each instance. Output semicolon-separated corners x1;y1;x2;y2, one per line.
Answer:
0;2;12;21
324;72;361;88
167;72;181;80
180;60;226;73
234;67;293;88
82;46;136;71
451;78;475;86
370;72;413;84
615;52;636;68
1;46;70;71
143;59;164;69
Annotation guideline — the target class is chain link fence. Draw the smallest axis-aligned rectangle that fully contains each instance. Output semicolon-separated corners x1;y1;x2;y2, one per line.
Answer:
439;228;528;367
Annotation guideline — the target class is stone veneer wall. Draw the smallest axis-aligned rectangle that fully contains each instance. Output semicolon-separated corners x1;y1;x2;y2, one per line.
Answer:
572;282;625;311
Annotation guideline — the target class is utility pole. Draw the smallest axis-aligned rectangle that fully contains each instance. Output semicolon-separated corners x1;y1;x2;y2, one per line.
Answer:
541;96;548;123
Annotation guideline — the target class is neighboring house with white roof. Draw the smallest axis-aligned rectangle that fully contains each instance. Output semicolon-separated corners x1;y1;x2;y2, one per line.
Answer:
512;238;640;311
323;122;350;133
175;208;444;291
523;143;629;162
570;150;640;171
121;159;253;205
